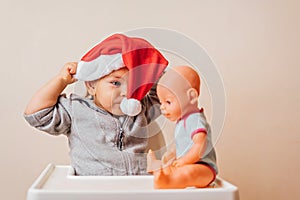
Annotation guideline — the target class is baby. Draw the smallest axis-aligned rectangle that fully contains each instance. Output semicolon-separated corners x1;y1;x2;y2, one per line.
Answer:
24;34;168;176
147;66;218;188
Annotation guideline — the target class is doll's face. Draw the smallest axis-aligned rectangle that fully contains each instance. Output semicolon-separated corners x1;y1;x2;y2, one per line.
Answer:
157;85;186;121
157;66;200;122
89;67;129;115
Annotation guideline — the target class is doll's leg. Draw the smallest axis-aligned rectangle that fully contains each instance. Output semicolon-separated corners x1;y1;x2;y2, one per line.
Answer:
147;149;162;173
153;164;215;189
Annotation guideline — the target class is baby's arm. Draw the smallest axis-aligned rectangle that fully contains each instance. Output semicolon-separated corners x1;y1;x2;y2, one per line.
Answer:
172;132;207;167
24;62;77;115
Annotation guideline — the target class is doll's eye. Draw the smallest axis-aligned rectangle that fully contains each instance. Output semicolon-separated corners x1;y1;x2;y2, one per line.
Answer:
111;81;121;86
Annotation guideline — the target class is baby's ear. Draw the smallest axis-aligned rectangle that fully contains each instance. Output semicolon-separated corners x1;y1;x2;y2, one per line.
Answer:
187;88;198;104
85;81;96;96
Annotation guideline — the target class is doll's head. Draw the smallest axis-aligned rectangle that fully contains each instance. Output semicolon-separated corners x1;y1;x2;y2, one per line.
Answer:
157;66;200;121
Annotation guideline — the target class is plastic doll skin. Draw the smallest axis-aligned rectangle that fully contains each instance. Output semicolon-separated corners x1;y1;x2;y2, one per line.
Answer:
147;66;215;189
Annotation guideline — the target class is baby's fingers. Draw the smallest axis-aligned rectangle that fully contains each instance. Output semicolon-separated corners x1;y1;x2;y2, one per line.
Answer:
68;62;78;75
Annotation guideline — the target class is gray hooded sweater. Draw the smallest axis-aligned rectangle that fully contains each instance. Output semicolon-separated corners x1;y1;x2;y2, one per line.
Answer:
24;89;161;176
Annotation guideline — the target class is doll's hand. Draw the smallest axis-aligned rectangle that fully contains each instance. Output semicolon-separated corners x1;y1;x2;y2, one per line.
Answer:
162;150;176;166
172;159;185;168
59;62;78;85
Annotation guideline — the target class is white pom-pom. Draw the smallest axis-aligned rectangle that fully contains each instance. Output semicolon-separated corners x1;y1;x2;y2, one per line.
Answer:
120;98;142;116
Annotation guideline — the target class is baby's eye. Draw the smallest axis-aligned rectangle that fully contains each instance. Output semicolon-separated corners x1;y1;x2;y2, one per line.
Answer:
111;81;121;86
166;100;171;105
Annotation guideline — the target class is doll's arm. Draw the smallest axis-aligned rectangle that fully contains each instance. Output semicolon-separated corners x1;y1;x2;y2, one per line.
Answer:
172;132;206;167
24;62;77;115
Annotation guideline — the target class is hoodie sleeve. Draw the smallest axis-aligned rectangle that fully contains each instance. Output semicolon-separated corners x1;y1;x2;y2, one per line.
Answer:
24;94;72;136
141;82;162;124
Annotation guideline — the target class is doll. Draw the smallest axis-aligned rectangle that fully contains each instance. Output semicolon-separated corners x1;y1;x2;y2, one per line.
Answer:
147;66;218;188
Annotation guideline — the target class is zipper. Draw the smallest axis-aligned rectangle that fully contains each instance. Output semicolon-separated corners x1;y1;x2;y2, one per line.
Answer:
117;127;124;150
115;116;132;174
116;116;129;151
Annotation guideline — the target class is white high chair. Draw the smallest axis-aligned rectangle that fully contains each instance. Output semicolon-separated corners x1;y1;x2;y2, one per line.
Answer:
27;120;239;200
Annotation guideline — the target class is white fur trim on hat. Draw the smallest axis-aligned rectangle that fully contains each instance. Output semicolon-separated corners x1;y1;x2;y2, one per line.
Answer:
75;53;123;81
120;98;142;116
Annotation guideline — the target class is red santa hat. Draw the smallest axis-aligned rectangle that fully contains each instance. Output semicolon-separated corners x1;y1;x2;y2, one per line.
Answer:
75;33;169;116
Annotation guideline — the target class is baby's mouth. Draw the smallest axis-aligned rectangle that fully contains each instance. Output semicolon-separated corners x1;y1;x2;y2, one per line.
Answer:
162;112;170;117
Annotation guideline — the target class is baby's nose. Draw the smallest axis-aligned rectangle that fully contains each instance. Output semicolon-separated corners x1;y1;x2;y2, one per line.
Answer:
120;84;127;97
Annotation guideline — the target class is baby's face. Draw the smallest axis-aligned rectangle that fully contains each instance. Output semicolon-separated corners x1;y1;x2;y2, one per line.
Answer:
93;68;129;115
157;85;183;121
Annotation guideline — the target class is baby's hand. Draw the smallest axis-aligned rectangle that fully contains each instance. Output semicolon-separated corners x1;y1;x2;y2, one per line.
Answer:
59;62;78;85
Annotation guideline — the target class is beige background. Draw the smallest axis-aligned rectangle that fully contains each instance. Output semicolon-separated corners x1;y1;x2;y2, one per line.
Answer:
1;0;299;199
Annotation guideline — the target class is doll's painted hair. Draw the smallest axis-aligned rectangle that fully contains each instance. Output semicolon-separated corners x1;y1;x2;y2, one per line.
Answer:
159;66;201;96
